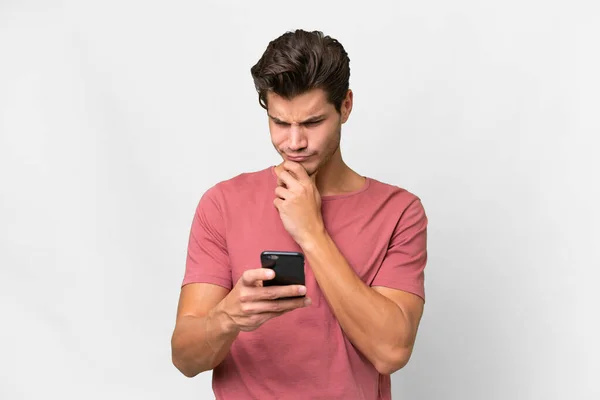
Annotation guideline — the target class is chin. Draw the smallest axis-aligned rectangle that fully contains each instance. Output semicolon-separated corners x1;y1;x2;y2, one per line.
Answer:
279;154;320;176
301;159;317;174
306;164;320;177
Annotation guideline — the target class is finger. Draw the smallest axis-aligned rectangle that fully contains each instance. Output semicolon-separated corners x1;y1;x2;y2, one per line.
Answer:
274;166;285;186
257;284;307;300
241;268;275;286
274;185;291;200
242;297;312;314
275;172;287;188
278;170;303;192
239;284;306;302
282;161;310;183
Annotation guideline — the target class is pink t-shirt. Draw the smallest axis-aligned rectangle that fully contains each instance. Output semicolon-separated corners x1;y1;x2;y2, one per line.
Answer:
182;166;427;399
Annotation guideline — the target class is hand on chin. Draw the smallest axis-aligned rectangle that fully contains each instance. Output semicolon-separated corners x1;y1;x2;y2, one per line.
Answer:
273;160;323;245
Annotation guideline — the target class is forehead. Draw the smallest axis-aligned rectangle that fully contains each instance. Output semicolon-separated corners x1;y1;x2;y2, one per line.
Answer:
266;88;333;120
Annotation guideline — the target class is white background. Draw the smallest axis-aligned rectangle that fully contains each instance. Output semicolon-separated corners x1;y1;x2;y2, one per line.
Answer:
1;1;599;399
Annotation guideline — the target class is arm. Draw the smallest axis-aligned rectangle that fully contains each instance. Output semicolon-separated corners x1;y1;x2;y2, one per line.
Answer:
173;183;310;377
301;233;424;375
171;283;239;377
172;184;238;377
171;272;310;377
273;161;427;375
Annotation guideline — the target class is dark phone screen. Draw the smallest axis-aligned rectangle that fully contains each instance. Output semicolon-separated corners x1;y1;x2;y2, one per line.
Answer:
261;251;305;287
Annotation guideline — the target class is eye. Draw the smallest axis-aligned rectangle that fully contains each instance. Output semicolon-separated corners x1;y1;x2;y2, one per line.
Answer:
304;120;323;127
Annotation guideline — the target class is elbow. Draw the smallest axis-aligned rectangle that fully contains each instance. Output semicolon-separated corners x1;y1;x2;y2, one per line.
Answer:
172;350;213;378
175;366;198;378
171;347;202;378
172;356;202;378
171;336;208;378
373;346;413;375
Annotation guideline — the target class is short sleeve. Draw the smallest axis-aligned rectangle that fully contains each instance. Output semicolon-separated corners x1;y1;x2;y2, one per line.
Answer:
371;197;428;301
181;184;232;289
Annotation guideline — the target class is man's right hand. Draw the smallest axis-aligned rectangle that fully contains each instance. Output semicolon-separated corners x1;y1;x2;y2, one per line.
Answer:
216;268;311;333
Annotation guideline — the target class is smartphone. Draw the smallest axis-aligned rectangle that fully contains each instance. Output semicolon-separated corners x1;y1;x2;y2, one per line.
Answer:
260;251;305;291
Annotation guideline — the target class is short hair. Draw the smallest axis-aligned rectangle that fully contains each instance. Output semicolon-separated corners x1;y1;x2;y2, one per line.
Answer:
250;29;350;113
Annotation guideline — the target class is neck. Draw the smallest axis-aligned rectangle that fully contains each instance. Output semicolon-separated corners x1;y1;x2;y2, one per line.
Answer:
313;151;352;196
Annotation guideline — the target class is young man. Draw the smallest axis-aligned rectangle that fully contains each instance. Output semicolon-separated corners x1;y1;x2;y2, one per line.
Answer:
171;29;428;399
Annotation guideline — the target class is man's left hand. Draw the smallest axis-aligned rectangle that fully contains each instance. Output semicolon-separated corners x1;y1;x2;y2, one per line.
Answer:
273;161;324;246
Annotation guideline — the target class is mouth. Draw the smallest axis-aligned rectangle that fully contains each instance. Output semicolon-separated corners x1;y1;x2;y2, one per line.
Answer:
285;155;312;162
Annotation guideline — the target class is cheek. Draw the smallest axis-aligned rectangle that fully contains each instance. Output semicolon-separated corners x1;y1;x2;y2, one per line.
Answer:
273;137;286;150
314;125;336;148
269;128;284;147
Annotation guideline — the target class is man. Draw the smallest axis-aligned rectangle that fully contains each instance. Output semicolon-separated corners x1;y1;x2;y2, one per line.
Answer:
171;29;428;399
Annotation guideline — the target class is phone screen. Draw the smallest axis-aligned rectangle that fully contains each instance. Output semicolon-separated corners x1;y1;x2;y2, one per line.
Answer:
260;251;305;287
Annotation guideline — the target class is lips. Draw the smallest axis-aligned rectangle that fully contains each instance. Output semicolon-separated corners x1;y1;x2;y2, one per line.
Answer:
286;155;311;162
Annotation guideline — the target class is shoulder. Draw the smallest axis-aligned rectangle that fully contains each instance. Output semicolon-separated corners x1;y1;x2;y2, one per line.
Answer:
365;177;426;217
218;166;272;194
365;178;428;243
200;166;273;208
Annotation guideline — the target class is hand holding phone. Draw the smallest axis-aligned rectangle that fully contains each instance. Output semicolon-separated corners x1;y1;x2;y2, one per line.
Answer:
217;254;310;333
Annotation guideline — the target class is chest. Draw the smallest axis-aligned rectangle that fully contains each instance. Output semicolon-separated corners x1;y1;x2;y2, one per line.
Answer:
225;200;393;287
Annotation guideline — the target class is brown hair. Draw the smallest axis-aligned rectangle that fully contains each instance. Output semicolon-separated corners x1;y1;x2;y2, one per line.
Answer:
250;29;350;113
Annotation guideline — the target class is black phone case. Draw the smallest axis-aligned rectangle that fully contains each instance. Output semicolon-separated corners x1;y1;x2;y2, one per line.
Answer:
260;251;305;288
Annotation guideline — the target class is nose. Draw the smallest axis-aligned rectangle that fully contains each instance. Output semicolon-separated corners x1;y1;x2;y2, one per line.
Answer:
288;125;307;151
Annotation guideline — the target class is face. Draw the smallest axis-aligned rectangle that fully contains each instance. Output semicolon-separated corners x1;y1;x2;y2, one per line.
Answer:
266;88;353;176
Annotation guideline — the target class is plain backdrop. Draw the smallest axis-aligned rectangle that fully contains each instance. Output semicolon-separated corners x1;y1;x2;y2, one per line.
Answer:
1;1;599;399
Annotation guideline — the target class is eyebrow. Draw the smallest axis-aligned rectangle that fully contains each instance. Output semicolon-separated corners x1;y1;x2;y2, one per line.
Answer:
268;114;326;125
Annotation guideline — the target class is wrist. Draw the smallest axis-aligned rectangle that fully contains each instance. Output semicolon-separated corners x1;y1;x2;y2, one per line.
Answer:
210;302;240;336
298;223;329;253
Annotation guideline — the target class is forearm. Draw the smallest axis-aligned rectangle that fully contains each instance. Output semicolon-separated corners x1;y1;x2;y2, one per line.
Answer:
301;230;415;373
171;305;239;377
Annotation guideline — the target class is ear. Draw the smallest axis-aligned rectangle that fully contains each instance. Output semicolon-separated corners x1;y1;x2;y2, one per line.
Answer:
340;89;353;124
